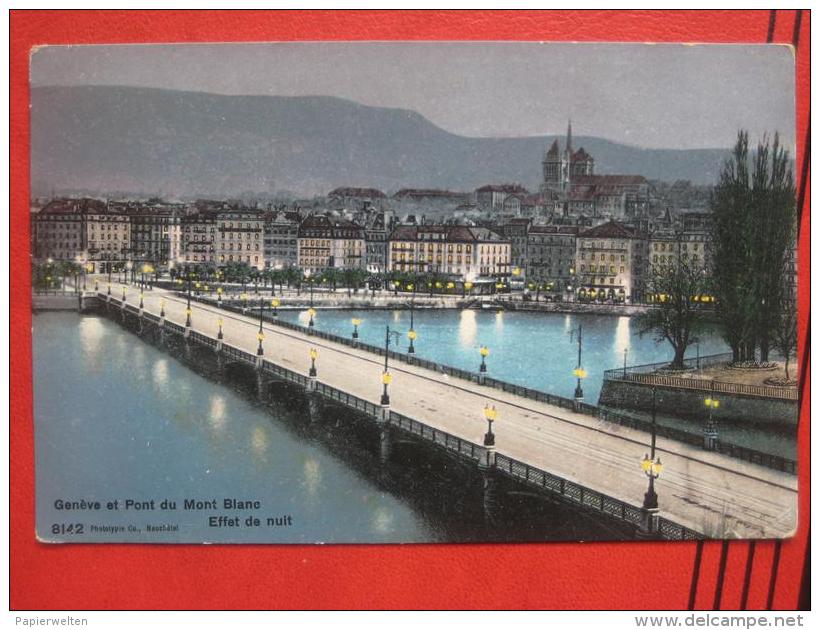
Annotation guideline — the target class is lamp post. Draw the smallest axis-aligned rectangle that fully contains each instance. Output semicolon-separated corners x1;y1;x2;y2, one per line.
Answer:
641;386;662;511
351;317;361;339
704;382;719;450
307;307;316;329
571;324;585;401
217;286;223;308
407;289;416;353
257;297;265;356
241;292;248;314
160;298;166;318
121;286;127;302
139;289;144;310
217;317;223;340
381;326;401;406
479;345;489;373
623;346;629;379
185;270;192;328
483;404;498;446
309;348;318;377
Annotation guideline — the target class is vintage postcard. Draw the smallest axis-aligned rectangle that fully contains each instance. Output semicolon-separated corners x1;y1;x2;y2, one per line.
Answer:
29;41;798;544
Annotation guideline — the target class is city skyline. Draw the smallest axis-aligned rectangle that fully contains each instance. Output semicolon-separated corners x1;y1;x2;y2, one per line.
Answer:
31;42;795;151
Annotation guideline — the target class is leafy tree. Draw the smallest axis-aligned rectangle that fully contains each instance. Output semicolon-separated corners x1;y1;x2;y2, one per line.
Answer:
710;131;795;363
637;253;710;369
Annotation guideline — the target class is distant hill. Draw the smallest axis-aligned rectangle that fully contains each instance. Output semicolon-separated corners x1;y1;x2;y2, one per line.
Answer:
31;85;729;198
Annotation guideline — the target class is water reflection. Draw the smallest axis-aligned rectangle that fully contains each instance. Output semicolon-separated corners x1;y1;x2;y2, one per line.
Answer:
614;316;631;362
251;425;269;461
208;394;227;433
153;358;169;393
302;457;322;506
372;506;394;534
458;310;477;347
78;317;106;373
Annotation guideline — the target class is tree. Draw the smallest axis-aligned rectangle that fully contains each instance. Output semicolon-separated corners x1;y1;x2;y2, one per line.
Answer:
710;131;795;363
774;304;798;381
637;252;710;369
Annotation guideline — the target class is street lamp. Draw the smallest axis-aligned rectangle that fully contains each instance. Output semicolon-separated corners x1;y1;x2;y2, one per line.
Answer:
160;298;166;318
309;348;318;377
121;286;127;302
217;286;223;307
641;387;662;511
483;404;498;446
381;326;401;405
125;260;133;285
704;383;720;450
623;346;629;378
351;317;361;339
271;298;280;317
407;290;416;353
241;292;249;314
479;345;489;373
217;317;223;340
308;307;316;329
257;297;266;356
139;289;144;310
571;324;585;401
381;370;393;406
408;329;417;354
185;270;192;328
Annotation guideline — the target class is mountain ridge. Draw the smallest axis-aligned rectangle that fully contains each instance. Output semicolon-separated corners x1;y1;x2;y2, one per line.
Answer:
31;85;729;198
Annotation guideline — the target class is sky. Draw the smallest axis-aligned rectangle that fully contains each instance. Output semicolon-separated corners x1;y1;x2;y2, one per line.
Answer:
30;42;795;150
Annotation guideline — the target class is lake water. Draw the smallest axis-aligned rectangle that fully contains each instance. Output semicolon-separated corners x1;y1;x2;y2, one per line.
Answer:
34;312;639;544
279;307;729;401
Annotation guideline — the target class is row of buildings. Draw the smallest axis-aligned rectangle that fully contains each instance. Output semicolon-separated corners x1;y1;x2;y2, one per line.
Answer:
32;193;710;302
325;122;655;223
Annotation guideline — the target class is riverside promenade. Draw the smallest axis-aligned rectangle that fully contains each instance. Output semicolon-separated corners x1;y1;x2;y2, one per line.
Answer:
91;280;797;539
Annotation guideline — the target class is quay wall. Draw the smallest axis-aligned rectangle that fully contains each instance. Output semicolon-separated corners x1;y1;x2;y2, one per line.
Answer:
598;379;798;427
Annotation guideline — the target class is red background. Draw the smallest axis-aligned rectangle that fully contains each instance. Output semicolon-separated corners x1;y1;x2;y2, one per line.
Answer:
9;10;811;610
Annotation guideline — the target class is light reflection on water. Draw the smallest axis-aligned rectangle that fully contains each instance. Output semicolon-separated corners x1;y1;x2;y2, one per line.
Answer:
280;308;729;401
33;312;438;543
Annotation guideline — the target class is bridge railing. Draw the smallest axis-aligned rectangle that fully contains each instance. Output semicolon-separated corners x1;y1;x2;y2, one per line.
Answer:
602;353;796;401
389;410;483;462
173;293;795;474
595;407;796;474
313;381;382;417
494;453;702;541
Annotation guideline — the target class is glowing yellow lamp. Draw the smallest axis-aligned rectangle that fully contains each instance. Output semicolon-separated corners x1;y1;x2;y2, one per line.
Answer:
382;371;393;385
479;346;490;358
408;330;417;341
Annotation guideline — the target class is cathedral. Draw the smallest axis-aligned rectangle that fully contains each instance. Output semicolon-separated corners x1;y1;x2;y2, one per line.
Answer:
540;121;595;194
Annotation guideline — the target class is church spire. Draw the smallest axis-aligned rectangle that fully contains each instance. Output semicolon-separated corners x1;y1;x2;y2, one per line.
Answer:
566;119;573;154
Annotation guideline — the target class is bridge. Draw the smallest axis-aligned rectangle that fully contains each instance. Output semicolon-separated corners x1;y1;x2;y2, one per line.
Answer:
74;279;796;540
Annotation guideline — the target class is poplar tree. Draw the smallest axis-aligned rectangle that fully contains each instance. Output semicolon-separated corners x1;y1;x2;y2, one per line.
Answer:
710;131;796;363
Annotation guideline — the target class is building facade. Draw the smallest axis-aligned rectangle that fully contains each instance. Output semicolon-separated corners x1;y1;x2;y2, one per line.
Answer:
388;225;511;280
216;208;265;270
297;215;365;273
180;210;218;266
526;224;579;292
32;198;97;262
576;220;649;303
84;204;131;271
263;210;299;270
